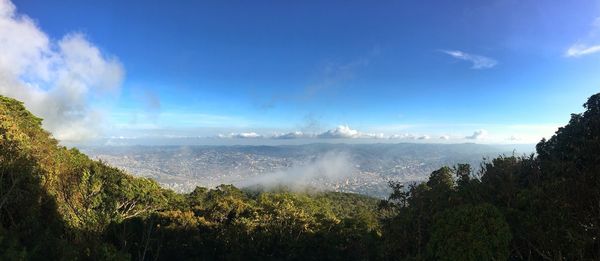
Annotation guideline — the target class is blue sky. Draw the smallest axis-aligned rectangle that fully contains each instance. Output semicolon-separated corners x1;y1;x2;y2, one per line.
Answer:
2;0;600;144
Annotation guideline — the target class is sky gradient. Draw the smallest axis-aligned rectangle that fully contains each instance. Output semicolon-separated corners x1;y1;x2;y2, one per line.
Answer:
2;0;600;145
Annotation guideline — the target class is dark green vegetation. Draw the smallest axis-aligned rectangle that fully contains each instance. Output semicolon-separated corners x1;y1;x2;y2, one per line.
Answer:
1;93;600;260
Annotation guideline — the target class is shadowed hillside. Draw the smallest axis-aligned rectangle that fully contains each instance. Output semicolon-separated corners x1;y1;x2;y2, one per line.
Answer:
0;95;380;260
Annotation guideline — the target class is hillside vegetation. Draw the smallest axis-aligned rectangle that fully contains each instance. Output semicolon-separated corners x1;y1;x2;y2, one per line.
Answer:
1;93;600;260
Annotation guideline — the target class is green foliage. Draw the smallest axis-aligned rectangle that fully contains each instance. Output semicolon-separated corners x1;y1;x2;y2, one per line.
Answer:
0;226;27;261
378;92;600;260
0;96;172;259
427;204;511;261
531;93;600;259
426;166;455;190
107;186;381;260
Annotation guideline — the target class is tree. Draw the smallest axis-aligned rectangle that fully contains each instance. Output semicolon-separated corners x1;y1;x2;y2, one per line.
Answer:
426;166;455;190
427;204;511;261
533;93;600;259
454;163;471;186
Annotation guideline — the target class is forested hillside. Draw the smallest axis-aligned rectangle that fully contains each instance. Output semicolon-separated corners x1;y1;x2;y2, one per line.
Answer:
1;93;600;260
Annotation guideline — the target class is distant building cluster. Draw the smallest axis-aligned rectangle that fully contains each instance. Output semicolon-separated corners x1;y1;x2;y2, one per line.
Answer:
83;144;504;198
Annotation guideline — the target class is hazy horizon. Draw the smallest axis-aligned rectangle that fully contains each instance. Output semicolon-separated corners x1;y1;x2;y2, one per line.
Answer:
70;137;538;150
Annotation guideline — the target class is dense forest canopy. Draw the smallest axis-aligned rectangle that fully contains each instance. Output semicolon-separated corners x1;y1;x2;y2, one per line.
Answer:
1;93;600;260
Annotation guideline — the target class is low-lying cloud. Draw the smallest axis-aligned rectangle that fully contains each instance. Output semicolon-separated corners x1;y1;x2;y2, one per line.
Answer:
465;129;488;140
215;125;451;142
317;125;385;139
239;151;356;190
218;132;263;139
0;0;124;141
317;125;361;138
208;125;546;144
273;131;306;139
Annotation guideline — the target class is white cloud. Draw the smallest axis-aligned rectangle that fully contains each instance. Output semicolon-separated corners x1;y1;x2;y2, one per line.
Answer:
273;131;305;139
362;132;386;139
508;135;522;141
217;127;386;140
566;44;600;57
566;17;600;57
318;125;361;139
465;129;488;140
218;132;263;139
442;50;498;69
236;132;262;138
417;135;430;140
315;125;384;139
439;135;450;140
389;133;416;140
0;0;124;141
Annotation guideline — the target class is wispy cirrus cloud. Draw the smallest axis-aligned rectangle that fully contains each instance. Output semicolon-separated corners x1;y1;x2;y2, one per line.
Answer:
565;17;600;57
256;47;380;109
566;44;600;57
441;50;498;69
